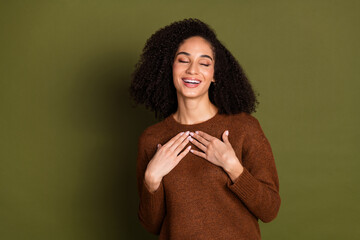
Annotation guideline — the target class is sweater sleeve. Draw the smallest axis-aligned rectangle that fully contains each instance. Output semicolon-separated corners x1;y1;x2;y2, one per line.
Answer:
136;131;166;234
227;117;281;223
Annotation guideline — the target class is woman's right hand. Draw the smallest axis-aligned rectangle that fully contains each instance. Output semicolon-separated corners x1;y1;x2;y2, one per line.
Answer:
144;131;192;193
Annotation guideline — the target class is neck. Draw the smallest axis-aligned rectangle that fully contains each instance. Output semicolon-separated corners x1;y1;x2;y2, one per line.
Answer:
173;94;218;125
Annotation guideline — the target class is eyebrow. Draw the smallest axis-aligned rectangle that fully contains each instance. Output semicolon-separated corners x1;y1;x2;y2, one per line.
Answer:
176;51;213;61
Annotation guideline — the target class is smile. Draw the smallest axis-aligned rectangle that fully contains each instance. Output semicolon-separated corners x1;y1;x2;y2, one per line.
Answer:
182;78;201;88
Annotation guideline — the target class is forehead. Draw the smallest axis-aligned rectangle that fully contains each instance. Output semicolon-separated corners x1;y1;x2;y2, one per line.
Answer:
176;36;213;56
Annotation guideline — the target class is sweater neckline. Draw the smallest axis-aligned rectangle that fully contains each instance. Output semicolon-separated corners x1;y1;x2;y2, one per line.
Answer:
167;111;220;128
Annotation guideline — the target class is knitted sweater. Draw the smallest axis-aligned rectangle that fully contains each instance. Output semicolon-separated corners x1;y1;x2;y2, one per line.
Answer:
136;112;281;240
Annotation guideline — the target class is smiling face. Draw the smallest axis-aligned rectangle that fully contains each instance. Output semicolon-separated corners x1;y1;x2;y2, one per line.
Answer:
172;36;215;101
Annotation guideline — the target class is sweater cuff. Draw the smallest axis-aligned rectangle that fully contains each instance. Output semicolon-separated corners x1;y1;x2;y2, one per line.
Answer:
141;180;164;210
227;168;259;201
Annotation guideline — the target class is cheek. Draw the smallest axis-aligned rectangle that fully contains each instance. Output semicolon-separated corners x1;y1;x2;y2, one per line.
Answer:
172;64;182;87
202;68;214;80
172;63;182;77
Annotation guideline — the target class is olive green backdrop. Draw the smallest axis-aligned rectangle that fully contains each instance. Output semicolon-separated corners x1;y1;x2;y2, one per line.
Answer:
1;0;359;239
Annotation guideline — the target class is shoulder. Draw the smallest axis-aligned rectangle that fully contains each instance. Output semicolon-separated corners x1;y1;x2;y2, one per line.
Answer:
138;117;169;149
232;112;259;124
141;117;169;138
224;112;262;133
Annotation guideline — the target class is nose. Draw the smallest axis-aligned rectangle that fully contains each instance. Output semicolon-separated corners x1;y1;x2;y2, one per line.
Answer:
186;62;198;74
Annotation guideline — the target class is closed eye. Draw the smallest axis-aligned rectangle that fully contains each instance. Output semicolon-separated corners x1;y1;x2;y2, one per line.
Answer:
201;64;210;67
179;60;189;63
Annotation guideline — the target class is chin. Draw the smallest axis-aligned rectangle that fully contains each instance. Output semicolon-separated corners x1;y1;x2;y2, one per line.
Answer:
177;89;208;100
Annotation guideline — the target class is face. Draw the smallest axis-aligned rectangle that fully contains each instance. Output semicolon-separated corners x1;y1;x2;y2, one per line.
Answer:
172;36;215;100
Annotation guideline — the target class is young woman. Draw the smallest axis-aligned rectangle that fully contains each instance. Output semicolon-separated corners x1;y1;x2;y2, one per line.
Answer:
130;18;280;240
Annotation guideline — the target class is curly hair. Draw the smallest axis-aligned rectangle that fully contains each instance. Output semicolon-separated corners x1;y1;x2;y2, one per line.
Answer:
130;18;258;119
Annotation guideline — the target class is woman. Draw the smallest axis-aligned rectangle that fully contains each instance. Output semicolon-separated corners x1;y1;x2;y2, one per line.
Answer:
130;18;280;240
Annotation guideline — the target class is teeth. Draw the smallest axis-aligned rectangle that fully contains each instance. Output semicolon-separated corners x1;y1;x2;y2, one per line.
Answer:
183;79;200;84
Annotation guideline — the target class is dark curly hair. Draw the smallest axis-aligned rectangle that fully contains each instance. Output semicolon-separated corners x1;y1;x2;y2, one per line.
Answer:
130;18;258;119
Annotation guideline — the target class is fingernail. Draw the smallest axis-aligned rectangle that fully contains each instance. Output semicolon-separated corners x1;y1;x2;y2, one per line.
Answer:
188;146;192;150
190;132;194;136
195;131;199;134
188;136;192;141
185;131;190;135
180;132;184;135
225;130;229;136
157;144;161;148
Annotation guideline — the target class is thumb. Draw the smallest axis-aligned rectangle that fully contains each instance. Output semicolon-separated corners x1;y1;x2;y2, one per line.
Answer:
157;143;162;149
222;130;230;145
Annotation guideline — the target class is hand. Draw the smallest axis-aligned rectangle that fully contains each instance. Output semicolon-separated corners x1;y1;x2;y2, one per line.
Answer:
145;131;192;192
189;130;243;182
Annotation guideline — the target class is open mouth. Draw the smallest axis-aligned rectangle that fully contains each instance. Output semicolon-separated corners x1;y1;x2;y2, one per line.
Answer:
182;78;201;88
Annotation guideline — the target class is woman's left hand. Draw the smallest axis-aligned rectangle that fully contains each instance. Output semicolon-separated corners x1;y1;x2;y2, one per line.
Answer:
189;130;244;182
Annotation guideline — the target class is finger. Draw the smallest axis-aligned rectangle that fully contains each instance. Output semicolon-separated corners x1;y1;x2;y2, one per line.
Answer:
176;145;191;161
174;136;191;155
164;131;185;148
170;131;190;151
222;130;230;146
191;132;209;146
189;136;206;152
195;130;215;141
156;143;162;152
190;149;207;159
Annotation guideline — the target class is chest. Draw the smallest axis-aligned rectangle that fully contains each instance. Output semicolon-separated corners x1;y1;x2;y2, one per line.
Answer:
150;125;246;196
161;134;245;200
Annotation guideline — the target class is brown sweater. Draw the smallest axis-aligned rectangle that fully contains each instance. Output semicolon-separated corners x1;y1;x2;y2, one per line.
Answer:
136;112;281;240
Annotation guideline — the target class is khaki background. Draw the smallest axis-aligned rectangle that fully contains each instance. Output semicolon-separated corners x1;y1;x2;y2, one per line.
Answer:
1;0;359;239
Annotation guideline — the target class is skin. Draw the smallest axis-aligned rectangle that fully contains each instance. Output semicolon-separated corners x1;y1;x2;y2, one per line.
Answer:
144;36;243;193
